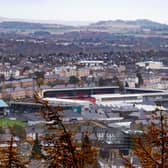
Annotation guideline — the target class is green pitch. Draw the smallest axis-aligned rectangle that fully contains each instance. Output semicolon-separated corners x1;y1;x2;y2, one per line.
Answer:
0;119;26;127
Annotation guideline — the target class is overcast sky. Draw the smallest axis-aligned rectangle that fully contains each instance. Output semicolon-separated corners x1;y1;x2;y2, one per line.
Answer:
0;0;167;24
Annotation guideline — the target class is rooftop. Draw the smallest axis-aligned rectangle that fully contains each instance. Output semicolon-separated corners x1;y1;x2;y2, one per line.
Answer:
0;100;8;108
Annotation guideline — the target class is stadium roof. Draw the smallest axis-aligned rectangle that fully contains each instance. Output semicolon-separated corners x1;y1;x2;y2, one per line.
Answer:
0;100;8;108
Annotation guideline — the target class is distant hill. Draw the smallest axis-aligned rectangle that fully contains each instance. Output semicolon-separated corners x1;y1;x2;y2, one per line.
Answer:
0;17;167;34
0;21;75;33
0;17;90;26
0;21;71;29
90;19;168;31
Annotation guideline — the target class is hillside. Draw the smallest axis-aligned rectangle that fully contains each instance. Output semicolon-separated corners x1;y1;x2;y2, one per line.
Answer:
0;21;74;33
0;18;168;34
89;19;168;32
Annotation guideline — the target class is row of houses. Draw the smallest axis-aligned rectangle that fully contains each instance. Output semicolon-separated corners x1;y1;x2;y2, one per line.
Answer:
0;87;34;99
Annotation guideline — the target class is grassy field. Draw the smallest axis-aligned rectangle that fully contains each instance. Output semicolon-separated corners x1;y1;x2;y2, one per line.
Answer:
0;119;27;127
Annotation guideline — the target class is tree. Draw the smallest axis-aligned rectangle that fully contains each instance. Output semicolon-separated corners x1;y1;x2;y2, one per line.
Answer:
117;80;125;93
0;74;5;83
0;135;30;167
135;72;143;88
125;81;129;87
112;76;125;93
33;71;45;88
121;107;168;168
80;133;97;167
36;77;44;88
34;91;97;168
98;77;104;86
69;75;79;85
31;133;44;160
47;81;56;88
34;71;45;79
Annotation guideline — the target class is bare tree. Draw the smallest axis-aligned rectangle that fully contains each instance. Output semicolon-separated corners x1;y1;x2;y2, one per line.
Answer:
0;135;30;168
34;91;97;168
121;107;168;168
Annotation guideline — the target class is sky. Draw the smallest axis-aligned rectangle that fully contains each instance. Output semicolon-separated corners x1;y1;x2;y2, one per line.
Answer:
0;0;167;24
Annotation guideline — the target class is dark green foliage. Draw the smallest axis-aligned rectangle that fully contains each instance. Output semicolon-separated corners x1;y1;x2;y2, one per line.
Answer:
69;75;79;85
34;71;45;79
136;72;144;88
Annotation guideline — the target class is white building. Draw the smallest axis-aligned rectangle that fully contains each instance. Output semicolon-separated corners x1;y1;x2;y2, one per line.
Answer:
0;67;20;79
78;60;104;70
136;61;164;69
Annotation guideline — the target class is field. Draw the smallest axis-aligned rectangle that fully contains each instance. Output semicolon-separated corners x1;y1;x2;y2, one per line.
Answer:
0;119;27;127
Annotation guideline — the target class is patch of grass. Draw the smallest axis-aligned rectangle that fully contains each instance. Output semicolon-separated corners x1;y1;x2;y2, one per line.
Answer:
0;119;27;127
